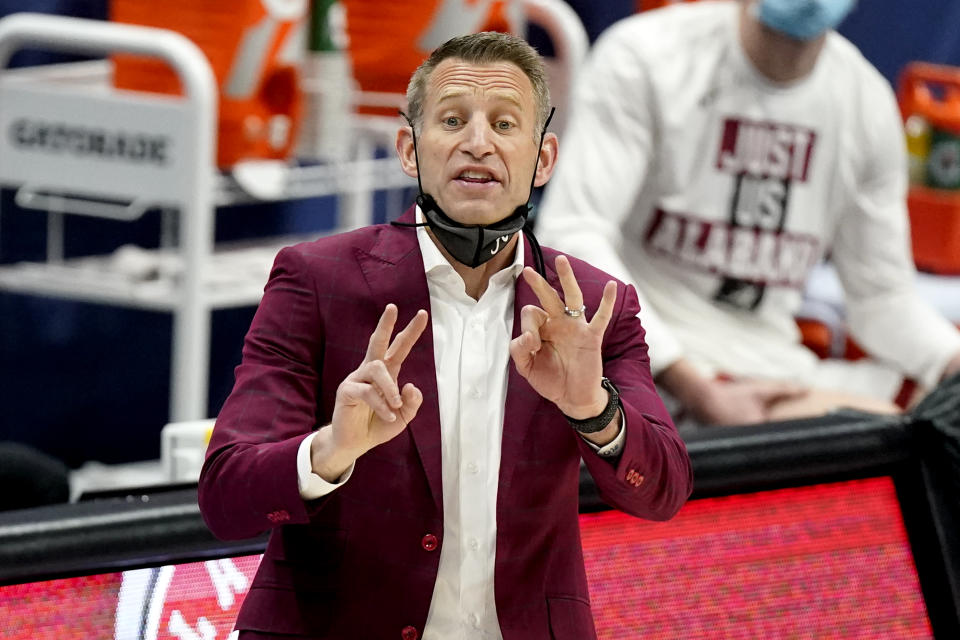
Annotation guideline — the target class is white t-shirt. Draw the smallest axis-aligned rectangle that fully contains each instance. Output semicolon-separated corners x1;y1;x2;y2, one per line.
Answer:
538;0;960;391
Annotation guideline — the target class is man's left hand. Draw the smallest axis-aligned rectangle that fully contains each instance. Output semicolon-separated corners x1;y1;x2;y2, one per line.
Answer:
509;255;618;420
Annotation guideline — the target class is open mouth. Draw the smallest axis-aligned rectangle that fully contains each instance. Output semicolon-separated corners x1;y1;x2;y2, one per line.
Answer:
456;170;498;184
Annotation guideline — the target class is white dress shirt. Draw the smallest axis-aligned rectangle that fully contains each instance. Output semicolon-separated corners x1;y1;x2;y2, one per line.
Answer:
416;214;521;639
296;210;623;638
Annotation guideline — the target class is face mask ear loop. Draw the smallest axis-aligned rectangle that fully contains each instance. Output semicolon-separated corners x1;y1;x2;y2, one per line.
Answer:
525;106;556;200
523;218;546;278
399;110;425;196
520;106;555;278
393;110;430;228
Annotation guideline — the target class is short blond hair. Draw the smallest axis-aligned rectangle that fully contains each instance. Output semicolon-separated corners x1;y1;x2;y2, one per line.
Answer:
405;31;551;136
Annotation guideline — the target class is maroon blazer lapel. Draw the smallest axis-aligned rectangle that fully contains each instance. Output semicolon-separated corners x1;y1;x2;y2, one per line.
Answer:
356;206;444;514
498;234;561;496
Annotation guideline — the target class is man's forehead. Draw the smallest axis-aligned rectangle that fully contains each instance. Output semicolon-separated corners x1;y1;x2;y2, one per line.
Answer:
427;58;532;105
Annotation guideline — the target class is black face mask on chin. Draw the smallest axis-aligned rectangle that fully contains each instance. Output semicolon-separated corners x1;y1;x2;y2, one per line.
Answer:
415;192;529;268
392;107;555;275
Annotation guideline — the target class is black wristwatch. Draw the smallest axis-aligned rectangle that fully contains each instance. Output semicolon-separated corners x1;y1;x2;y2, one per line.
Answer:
565;377;621;434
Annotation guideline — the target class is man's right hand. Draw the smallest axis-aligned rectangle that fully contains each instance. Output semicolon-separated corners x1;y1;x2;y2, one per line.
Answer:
310;304;428;482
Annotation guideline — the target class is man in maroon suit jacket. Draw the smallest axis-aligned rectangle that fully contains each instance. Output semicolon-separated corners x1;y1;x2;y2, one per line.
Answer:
199;31;692;640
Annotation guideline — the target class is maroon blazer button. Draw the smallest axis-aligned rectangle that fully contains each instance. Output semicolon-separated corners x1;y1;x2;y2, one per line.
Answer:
421;533;438;551
401;625;419;640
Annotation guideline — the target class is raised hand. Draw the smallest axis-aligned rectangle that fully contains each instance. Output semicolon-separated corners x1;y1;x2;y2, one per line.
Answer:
509;255;618;420
311;304;428;481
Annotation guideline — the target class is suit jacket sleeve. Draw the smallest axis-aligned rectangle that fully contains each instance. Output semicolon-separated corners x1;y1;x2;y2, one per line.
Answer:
198;246;331;540
577;281;693;521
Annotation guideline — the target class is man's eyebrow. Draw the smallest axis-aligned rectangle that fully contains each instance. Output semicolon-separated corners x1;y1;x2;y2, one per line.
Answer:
436;88;469;103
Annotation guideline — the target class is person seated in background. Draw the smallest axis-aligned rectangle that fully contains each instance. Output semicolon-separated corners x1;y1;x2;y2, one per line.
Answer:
199;31;692;639
535;0;960;426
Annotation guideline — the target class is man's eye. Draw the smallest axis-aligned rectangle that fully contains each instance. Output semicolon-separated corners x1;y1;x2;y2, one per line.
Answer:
496;121;513;130
444;117;461;127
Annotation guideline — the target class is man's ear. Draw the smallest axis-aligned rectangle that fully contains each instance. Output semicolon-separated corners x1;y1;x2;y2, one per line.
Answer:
533;131;559;188
396;126;419;180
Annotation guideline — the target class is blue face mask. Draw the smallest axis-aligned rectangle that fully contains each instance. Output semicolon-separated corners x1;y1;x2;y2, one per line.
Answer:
754;0;857;41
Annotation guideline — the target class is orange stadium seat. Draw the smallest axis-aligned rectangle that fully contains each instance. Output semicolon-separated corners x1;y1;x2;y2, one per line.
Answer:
110;0;307;168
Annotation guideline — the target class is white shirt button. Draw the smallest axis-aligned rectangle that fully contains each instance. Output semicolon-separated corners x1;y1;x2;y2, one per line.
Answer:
466;462;479;474
468;537;479;551
470;387;483;398
468;613;480;628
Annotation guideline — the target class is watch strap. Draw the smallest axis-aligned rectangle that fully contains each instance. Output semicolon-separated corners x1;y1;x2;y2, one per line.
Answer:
565;377;620;434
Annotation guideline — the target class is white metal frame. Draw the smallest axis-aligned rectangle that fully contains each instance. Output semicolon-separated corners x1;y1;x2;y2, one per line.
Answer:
0;13;413;422
0;13;217;423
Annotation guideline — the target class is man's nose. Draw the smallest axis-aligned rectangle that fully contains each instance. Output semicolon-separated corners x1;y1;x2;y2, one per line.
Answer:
460;119;495;157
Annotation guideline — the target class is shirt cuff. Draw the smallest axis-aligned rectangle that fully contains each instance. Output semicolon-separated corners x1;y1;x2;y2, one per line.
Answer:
580;408;626;458
297;431;355;500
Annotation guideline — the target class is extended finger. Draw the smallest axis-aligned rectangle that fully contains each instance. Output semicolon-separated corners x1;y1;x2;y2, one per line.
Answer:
555;255;585;316
588;281;618;332
521;267;565;316
384;309;429;373
364;304;398;363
